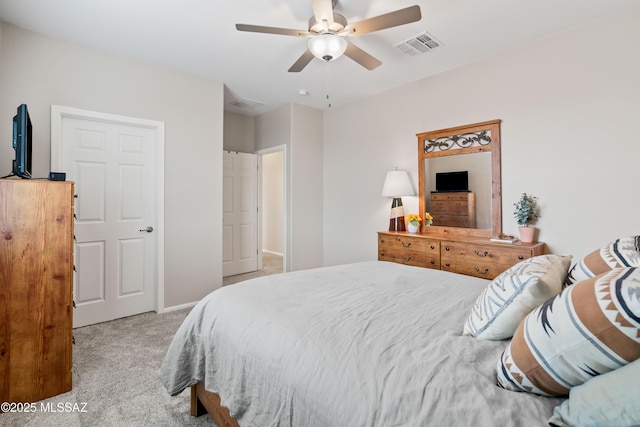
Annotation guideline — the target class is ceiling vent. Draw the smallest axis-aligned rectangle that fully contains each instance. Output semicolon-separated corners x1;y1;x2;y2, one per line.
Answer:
228;97;265;110
395;31;443;56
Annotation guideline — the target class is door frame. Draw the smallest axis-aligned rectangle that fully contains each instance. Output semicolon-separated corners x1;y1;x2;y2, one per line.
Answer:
50;105;166;313
255;144;288;273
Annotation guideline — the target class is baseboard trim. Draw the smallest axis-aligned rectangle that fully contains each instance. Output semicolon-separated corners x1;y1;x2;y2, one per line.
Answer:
262;249;284;256
158;301;199;314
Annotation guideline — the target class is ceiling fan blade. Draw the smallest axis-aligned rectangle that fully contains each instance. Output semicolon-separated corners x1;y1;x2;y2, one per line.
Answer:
344;5;421;36
236;23;309;37
288;49;316;72
312;0;334;28
344;41;381;70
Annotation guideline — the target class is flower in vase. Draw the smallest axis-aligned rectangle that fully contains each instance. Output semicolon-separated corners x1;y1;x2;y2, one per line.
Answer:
406;214;422;226
424;212;433;225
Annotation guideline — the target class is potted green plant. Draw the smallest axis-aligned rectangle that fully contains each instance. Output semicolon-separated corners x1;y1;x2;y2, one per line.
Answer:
513;193;539;243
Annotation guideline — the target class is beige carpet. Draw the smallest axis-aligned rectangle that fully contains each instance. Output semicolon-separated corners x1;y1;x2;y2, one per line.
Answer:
3;309;215;427
223;252;283;286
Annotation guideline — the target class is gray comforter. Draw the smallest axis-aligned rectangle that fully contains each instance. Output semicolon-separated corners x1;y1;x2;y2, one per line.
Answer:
159;261;561;426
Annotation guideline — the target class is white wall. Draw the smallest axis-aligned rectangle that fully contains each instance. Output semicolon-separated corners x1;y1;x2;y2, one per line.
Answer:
0;22;224;309
255;104;292;270
291;103;323;270
223;111;254;153
323;9;640;265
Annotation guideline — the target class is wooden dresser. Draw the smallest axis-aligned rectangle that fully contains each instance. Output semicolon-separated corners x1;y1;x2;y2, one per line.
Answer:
378;231;544;280
429;192;476;228
0;179;74;403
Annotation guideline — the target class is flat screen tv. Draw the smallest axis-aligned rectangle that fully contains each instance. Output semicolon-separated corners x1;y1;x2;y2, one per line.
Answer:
435;171;468;192
12;104;32;178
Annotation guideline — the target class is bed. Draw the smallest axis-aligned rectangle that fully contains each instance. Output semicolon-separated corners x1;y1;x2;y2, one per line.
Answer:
160;260;568;426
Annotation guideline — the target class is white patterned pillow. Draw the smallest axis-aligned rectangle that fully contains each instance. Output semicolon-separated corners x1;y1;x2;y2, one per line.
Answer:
462;254;570;340
565;235;640;286
497;268;640;396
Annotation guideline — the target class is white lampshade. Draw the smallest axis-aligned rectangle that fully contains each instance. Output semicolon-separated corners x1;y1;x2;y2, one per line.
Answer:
308;34;347;62
381;170;415;197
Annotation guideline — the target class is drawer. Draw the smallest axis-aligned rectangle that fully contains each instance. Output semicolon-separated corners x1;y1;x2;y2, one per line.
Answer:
378;249;440;269
378;235;440;255
440;259;504;279
430;200;470;216
430;192;471;201
441;241;512;279
509;248;534;264
378;234;441;269
432;215;475;228
440;242;537;279
441;241;513;265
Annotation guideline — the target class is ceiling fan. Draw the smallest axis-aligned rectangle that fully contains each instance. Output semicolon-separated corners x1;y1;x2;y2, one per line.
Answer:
235;0;422;72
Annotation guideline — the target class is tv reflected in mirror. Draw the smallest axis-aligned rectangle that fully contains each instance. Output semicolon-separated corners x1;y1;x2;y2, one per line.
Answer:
435;171;469;193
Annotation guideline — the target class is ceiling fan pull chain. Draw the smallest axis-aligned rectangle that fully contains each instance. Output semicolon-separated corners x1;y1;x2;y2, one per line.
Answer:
326;60;332;108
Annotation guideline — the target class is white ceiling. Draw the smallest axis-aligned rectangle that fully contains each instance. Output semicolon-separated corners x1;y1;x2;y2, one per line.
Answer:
0;0;637;115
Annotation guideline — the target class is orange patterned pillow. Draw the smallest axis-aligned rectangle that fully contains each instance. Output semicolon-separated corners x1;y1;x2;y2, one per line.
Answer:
497;268;640;396
565;236;640;286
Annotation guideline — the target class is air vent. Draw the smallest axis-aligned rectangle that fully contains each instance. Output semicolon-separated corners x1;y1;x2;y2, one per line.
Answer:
395;31;443;56
228;97;265;110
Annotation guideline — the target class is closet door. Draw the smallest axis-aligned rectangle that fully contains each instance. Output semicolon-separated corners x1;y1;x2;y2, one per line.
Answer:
222;151;258;277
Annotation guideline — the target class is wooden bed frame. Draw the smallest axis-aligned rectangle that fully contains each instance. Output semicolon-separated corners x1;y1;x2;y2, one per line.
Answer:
190;381;240;427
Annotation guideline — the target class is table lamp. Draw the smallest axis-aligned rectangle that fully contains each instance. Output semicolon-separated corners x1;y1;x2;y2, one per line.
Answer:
381;169;415;232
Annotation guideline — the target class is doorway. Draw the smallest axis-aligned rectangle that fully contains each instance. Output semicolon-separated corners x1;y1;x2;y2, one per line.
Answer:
260;149;285;267
223;145;286;285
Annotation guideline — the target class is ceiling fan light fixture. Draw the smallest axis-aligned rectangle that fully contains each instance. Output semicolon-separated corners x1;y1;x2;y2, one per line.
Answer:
308;33;347;62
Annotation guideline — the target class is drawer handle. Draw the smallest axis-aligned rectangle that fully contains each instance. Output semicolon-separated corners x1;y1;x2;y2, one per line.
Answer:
380;239;385;243
401;242;412;248
430;260;435;265
474;250;489;257
430;245;435;250
445;247;450;251
402;255;412;263
475;266;490;274
518;255;524;260
445;263;451;267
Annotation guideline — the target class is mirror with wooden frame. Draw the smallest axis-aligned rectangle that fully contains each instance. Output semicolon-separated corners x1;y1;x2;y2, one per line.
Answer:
417;119;502;238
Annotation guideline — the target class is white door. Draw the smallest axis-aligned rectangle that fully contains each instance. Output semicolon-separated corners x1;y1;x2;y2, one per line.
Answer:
51;107;163;328
223;151;258;277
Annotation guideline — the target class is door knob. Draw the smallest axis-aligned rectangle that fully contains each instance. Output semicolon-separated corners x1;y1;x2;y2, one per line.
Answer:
140;226;154;233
